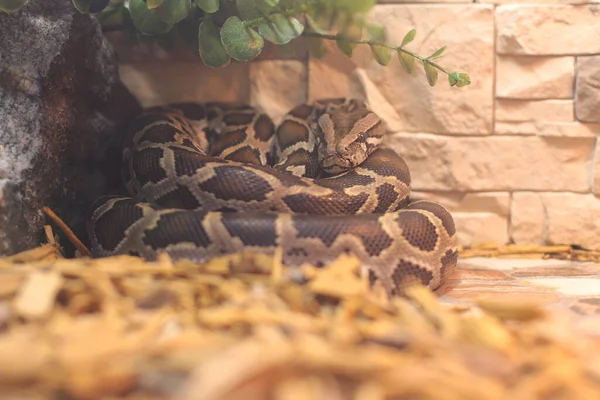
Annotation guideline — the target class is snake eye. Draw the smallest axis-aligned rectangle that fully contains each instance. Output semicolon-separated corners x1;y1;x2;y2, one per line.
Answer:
357;132;366;142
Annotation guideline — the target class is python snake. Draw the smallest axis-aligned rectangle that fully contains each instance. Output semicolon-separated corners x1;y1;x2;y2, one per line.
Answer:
87;99;458;295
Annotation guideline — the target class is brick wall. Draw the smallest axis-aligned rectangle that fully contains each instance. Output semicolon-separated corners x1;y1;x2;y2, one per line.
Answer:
108;1;600;250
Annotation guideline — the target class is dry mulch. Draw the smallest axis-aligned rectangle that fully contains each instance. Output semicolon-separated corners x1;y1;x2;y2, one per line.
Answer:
1;227;600;399
459;242;600;263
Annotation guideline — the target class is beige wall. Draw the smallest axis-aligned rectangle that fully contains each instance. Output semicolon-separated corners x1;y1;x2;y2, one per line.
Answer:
108;1;600;250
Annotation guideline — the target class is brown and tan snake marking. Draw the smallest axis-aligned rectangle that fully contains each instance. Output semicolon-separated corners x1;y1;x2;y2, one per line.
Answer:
87;99;458;295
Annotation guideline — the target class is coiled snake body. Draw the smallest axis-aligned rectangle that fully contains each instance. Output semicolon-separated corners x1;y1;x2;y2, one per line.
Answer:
88;99;458;295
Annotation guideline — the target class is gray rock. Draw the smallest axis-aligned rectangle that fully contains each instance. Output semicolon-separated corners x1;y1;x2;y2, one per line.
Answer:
0;0;141;255
575;56;600;123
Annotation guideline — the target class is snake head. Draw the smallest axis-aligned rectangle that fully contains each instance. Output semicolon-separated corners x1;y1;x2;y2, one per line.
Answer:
316;104;386;175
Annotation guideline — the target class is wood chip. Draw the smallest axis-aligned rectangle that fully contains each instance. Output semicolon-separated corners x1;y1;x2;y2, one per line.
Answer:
460;242;600;262
0;242;599;399
13;269;63;320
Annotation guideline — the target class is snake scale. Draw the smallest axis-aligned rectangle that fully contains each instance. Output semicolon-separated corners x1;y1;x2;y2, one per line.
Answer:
87;98;458;295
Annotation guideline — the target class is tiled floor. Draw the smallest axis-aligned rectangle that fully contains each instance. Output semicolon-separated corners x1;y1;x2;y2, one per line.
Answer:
440;257;600;336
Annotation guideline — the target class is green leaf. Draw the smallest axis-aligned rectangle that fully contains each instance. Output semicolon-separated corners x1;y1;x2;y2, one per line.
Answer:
304;4;335;33
397;51;415;74
428;45;446;60
0;0;29;12
236;0;279;20
336;39;355;57
220;16;264;61
196;0;218;13
370;44;391;66
146;0;164;9
155;0;191;24
257;15;304;45
71;0;110;13
366;23;385;42
304;13;329;35
236;0;259;19
261;0;279;8
125;0;173;35
400;29;416;47
198;19;231;67
342;0;375;13
97;5;126;26
340;19;362;41
88;0;109;13
306;36;327;59
423;61;438;86
448;72;471;87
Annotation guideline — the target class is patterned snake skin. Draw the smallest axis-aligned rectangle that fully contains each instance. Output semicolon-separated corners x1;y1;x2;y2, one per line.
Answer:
87;99;458;295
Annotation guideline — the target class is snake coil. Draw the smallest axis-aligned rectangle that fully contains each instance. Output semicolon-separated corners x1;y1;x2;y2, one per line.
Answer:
88;99;458;295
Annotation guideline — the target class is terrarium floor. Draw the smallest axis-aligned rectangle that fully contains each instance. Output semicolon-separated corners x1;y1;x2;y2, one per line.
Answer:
1;240;600;399
442;255;600;337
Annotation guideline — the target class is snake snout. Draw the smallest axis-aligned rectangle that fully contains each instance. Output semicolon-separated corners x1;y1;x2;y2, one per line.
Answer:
321;151;350;174
338;142;368;166
321;145;367;175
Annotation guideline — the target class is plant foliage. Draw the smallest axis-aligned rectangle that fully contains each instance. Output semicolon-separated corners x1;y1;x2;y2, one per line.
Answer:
1;0;471;88
0;0;29;12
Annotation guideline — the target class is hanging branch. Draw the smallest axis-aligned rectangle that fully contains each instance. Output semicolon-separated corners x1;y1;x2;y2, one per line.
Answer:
0;0;471;88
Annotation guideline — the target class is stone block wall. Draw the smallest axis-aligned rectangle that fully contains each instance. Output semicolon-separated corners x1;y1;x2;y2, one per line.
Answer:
108;1;600;250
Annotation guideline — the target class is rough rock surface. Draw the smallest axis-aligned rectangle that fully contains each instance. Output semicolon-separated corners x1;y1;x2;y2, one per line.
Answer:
308;4;495;135
496;56;574;99
479;0;600;4
496;5;600;55
249;60;308;125
388;133;595;191
575;56;600;124
495;121;600;137
510;192;545;245
119;62;249;107
495;99;573;123
595;143;600;196
511;192;600;250
0;0;141;255
413;192;510;246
